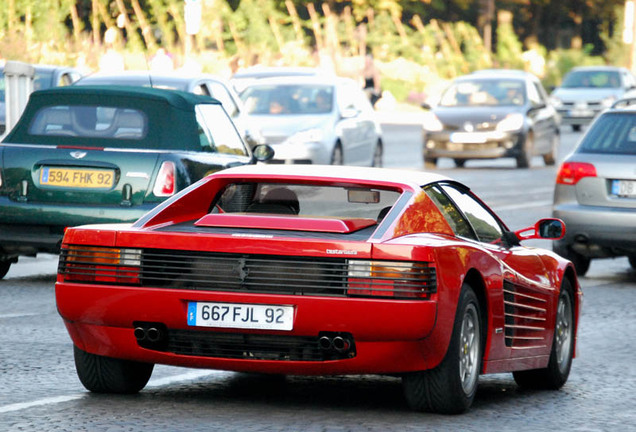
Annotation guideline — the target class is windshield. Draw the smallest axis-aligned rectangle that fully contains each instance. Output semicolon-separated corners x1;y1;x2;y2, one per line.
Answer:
439;79;526;107
241;84;334;115
561;70;621;89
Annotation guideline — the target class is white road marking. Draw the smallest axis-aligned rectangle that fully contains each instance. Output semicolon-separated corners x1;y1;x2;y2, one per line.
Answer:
0;313;41;319
0;369;223;414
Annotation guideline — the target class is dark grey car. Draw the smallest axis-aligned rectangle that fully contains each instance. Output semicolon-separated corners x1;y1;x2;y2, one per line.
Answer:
422;70;560;168
552;108;636;276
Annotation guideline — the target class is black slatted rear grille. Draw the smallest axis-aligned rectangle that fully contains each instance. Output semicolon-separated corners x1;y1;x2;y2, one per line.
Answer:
59;246;437;299
166;330;334;361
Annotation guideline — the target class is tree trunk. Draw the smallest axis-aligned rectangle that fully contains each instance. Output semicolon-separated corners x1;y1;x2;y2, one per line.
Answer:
130;0;157;50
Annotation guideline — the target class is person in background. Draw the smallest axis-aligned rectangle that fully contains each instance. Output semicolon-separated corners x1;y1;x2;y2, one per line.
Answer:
362;52;381;107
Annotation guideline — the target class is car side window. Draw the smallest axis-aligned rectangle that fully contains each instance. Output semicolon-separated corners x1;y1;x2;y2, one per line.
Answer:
441;185;504;244
424;185;477;240
528;82;543;107
207;82;240;118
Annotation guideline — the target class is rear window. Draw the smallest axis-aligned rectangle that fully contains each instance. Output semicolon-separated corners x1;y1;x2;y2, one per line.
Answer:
212;182;400;220
578;112;636;155
28;105;147;140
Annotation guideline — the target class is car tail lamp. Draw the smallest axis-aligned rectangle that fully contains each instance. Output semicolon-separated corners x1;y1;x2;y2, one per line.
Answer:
59;246;141;285
556;162;597;185
346;260;436;299
153;161;176;197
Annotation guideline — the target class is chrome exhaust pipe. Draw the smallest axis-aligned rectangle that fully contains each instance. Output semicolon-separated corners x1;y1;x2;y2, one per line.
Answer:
134;327;147;341
332;336;350;352
318;336;333;350
146;327;162;343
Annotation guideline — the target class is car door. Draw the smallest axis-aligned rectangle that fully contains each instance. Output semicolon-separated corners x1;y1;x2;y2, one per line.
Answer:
527;80;556;154
335;82;376;165
438;184;555;359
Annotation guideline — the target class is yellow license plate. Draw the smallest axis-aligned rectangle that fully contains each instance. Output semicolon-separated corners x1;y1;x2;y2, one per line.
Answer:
40;167;115;188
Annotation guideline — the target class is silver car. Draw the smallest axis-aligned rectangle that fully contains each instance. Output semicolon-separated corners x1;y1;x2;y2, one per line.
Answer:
552;108;636;276
550;66;636;132
240;75;383;166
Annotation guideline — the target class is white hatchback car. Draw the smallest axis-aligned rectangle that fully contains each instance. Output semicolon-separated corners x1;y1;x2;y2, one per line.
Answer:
240;75;383;166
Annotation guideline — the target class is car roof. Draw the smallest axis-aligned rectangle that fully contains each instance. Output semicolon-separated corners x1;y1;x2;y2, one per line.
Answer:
241;74;354;88
568;66;627;72
232;66;322;79
29;85;221;109
76;70;229;86
214;164;451;188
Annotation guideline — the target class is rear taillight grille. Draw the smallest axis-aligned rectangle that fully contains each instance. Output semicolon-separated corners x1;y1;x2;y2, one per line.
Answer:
59;247;436;299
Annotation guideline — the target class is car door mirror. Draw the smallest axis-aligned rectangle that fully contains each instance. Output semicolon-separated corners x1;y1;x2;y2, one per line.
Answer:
341;107;359;119
515;218;565;241
252;144;275;162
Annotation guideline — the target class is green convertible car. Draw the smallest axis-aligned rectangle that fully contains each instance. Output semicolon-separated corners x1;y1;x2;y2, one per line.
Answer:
0;85;272;278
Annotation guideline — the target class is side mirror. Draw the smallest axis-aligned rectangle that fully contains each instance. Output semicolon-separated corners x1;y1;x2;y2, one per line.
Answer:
515;218;566;241
421;102;432;110
252;144;274;162
341;107;359;119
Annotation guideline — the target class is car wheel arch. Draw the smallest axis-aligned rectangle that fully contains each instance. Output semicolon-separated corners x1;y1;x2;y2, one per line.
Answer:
463;269;489;365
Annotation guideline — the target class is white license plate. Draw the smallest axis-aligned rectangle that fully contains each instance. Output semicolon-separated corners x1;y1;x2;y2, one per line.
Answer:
611;180;636;197
450;132;487;144
187;302;294;331
569;109;594;117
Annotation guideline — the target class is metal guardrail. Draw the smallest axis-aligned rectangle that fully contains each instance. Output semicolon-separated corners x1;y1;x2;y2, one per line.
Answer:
1;61;35;140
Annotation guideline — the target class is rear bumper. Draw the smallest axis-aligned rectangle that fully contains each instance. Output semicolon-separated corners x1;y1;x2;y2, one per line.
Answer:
0;198;155;254
56;282;442;375
553;202;636;257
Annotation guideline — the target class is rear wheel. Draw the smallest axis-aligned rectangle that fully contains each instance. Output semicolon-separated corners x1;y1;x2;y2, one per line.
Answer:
628;255;636;270
513;279;575;389
453;159;466;168
555;245;591;277
74;345;154;394
402;284;482;414
0;260;12;279
572;125;581;132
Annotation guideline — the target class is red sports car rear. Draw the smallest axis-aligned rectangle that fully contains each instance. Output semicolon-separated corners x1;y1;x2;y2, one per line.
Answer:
56;165;580;414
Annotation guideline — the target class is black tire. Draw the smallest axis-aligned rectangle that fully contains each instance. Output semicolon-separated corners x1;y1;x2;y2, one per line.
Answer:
453;159;466;168
554;244;590;277
628;255;636;270
0;260;12;279
424;157;438;170
513;279;575;390
74;345;154;394
330;144;343;165
543;133;559;166
402;285;482;414
516;133;533;168
372;140;383;167
572;125;581;132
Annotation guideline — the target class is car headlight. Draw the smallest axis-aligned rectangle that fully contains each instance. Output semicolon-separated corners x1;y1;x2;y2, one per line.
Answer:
496;113;524;132
422;112;443;132
287;128;324;144
601;95;617;108
550;96;562;108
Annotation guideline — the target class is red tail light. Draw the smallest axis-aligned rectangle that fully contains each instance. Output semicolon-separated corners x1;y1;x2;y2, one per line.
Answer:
346;260;436;299
556;162;597;185
60;246;141;285
153;161;176;197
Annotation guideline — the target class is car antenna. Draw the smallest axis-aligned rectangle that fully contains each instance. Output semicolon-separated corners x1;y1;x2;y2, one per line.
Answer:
144;52;154;88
